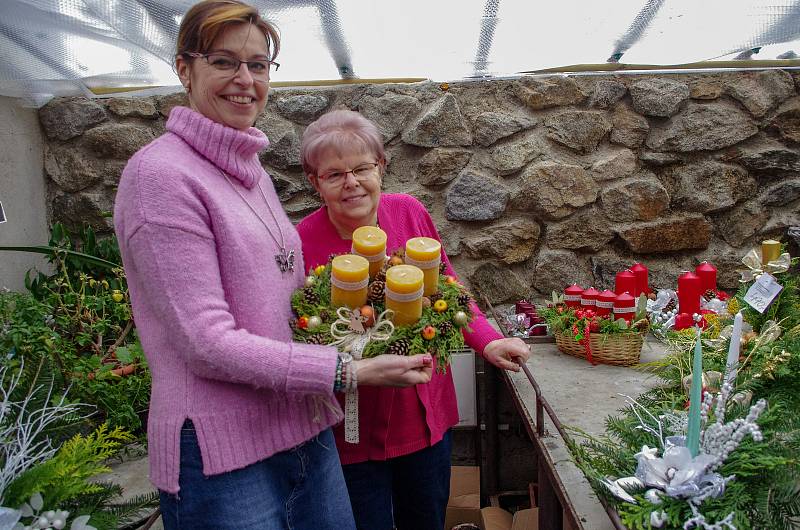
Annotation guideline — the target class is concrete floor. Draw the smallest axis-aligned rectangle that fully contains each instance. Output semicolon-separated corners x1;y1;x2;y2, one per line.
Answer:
95;455;163;530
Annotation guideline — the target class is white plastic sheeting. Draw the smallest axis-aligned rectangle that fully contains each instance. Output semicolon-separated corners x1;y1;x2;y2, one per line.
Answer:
1;0;799;105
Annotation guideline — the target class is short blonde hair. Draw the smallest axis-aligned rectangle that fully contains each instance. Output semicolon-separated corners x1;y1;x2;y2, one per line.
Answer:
176;0;279;62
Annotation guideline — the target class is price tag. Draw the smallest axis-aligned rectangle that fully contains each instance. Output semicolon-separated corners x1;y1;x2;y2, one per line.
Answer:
743;273;783;313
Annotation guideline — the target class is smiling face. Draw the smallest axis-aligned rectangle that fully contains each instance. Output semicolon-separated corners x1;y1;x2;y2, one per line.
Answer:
176;23;269;131
311;147;384;238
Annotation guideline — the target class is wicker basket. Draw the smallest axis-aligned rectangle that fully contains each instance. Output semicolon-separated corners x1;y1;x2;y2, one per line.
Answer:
553;330;643;366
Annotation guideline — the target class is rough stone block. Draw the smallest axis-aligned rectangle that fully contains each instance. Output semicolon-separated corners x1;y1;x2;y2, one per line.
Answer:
619;214;712;253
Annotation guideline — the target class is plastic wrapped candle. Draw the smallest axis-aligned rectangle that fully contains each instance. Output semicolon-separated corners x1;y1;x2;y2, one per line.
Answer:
761;239;781;265
613;292;636;323
405;237;441;296
352;226;387;278
385;265;424;326
331;254;369;308
695;261;717;293
564;284;583;308
615;270;636;295
596;290;616;317
630;263;649;296
581;287;599;309
677;271;702;317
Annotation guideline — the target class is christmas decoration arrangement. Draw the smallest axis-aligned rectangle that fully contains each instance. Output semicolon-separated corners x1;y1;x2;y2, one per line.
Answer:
568;241;800;529
290;228;475;375
539;266;653;365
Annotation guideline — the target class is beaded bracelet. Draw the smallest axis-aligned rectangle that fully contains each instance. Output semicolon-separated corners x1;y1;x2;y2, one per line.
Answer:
333;355;344;392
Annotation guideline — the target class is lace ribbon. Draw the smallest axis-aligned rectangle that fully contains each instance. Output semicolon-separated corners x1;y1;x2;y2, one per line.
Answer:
385;285;424;302
330;275;369;290
403;254;441;270
350;245;388;263
329;307;395;443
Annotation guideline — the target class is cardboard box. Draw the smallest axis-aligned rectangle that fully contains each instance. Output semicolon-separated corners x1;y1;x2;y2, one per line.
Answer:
481;507;512;530
445;466;482;529
480;507;539;530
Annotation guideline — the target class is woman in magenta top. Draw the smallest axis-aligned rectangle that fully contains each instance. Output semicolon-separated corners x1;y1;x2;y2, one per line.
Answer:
297;110;531;530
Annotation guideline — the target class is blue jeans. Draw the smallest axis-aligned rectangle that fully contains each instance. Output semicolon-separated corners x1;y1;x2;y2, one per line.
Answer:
160;421;355;530
341;431;452;530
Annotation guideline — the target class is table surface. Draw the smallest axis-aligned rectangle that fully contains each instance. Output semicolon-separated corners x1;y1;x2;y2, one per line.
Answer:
504;337;670;530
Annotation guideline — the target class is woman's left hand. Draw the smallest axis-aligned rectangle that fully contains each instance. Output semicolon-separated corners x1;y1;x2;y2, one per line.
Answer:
483;338;531;372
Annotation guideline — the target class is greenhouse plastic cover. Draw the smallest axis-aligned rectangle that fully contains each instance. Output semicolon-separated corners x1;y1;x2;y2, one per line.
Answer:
1;0;799;106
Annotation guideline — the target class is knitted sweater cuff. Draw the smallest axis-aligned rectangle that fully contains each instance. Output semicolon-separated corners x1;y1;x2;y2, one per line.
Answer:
285;343;338;395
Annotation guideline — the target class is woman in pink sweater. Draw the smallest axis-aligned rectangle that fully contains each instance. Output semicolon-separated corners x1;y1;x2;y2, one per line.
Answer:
297;110;531;530
114;3;431;529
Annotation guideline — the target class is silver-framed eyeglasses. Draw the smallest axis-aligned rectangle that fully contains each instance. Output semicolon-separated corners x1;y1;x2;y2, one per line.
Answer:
185;52;279;82
317;162;380;186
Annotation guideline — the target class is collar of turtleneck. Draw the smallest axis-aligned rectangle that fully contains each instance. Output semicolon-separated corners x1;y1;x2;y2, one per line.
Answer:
165;106;270;189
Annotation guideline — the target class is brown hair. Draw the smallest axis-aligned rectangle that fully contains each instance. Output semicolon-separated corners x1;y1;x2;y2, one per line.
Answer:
176;0;280;62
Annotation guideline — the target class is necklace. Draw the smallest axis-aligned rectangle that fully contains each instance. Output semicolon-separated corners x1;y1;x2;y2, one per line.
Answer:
220;170;295;274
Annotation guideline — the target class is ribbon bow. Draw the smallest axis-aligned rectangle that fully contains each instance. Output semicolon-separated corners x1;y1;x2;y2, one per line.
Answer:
330;307;395;443
739;249;791;282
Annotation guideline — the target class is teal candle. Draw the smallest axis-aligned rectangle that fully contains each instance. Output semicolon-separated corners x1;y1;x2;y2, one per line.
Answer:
686;331;703;456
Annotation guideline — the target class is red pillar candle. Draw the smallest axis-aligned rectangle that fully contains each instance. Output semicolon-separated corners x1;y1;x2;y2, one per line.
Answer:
581;287;599;309
677;271;702;316
613;292;636;323
596;289;616;317
564;284;583;308
630;262;649;296
695;261;717;293
615;269;636;295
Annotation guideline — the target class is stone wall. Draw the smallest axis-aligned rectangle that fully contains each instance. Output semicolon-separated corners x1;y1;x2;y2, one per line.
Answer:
38;70;800;302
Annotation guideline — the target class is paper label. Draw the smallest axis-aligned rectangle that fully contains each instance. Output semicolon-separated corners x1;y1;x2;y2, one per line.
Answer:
743;273;782;313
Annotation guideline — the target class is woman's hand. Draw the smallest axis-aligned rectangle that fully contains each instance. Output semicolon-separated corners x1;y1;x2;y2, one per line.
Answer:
354;354;433;387
483;338;531;372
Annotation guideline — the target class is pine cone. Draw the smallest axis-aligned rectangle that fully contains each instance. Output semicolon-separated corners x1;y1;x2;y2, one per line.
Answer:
457;292;472;306
703;289;716;300
439;261;447;274
429;291;443;303
289;318;300;333
305;333;328;345
664;299;677;313
303;286;320;305
438;321;454;335
368;280;385;303
319;309;332;321
386;338;411;356
374;268;387;283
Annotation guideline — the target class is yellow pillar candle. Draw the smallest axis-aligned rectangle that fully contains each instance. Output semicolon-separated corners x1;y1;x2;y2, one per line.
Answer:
352;226;387;279
405;237;441;296
761;239;781;265
385;265;424;326
331;254;369;308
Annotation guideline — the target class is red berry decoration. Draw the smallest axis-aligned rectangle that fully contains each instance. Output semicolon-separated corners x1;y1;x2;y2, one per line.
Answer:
297;316;310;329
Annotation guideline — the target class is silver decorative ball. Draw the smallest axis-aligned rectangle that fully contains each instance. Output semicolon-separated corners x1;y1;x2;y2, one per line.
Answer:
308;315;323;330
453;311;469;327
305;275;316;288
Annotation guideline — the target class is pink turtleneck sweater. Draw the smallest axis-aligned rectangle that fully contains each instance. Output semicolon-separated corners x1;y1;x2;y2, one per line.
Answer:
114;106;342;494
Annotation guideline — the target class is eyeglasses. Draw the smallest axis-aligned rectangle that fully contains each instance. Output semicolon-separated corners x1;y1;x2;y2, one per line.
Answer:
185;52;279;82
316;162;380;186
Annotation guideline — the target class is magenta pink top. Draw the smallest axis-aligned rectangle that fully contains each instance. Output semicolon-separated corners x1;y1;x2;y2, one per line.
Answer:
297;194;502;464
114;106;342;493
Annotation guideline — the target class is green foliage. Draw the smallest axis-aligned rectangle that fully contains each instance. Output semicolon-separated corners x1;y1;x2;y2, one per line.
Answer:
1;223;149;436
4;424;133;508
